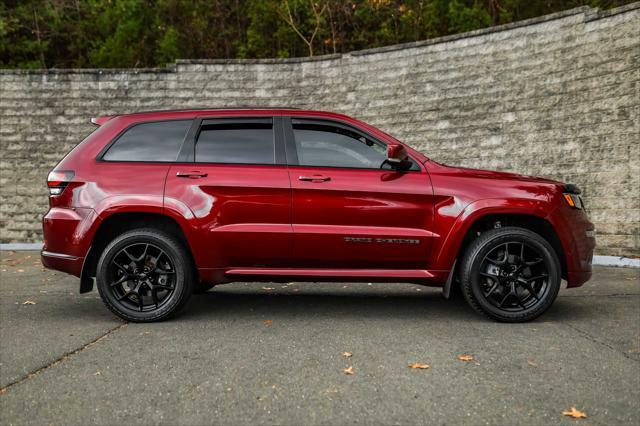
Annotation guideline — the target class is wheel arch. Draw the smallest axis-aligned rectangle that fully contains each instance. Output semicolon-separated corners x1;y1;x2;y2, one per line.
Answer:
80;211;197;293
456;213;567;279
433;199;567;281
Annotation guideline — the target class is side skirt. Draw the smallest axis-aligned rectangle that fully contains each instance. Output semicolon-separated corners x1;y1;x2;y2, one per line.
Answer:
197;267;450;286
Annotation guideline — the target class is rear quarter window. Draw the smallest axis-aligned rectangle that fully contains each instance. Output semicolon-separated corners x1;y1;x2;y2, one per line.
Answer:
102;120;191;162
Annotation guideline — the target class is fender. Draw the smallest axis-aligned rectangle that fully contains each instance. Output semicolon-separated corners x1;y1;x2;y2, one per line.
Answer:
93;194;165;217
431;197;553;271
79;196;174;293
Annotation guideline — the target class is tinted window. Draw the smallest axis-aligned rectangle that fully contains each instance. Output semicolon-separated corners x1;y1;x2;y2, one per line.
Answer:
103;120;191;162
293;122;387;169
196;122;274;164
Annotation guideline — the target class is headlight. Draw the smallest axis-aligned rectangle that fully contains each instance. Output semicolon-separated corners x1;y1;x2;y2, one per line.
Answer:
562;184;583;209
563;193;584;209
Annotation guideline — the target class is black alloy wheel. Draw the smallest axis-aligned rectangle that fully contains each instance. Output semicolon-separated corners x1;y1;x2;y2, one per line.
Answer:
107;242;176;312
96;229;194;322
459;227;561;322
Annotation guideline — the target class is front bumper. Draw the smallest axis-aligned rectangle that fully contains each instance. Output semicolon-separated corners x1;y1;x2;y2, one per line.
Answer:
547;205;595;288
567;270;593;287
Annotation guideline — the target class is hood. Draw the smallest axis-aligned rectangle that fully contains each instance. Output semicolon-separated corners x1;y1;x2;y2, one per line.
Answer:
429;160;564;185
443;165;564;185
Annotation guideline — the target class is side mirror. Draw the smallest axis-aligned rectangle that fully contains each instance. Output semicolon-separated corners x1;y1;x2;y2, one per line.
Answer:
385;144;412;170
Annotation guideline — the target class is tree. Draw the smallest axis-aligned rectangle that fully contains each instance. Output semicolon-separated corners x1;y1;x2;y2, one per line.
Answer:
0;0;634;68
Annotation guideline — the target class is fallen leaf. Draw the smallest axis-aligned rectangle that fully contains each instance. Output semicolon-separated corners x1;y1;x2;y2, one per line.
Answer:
262;287;274;290
408;363;430;369
342;351;353;358
94;371;102;376
16;269;24;273
343;366;354;375
263;320;273;326
0;388;6;395
457;354;474;362
527;359;538;367
22;300;36;305
562;407;587;419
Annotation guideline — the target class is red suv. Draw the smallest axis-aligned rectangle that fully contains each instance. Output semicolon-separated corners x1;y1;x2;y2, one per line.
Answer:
42;108;595;322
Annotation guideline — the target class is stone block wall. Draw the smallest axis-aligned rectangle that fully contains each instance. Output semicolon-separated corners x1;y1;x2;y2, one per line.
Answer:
1;4;638;256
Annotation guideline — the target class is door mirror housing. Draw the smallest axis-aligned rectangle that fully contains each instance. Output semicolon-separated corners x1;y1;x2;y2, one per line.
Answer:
385;144;412;171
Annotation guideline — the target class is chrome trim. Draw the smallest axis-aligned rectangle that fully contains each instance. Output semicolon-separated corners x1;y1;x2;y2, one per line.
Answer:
41;250;80;261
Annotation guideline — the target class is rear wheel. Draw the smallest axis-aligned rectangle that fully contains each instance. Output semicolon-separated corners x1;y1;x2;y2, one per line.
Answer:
459;227;561;322
96;228;194;322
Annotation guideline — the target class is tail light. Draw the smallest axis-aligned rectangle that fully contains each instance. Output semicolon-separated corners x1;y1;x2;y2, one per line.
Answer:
47;170;75;195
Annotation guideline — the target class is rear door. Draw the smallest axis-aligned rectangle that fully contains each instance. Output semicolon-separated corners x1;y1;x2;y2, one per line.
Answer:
164;116;292;269
284;117;435;270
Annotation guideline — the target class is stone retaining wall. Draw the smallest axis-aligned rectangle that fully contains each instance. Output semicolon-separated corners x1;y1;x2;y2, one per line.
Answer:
1;4;638;255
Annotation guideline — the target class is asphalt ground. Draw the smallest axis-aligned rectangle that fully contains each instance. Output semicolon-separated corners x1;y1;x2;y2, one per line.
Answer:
0;250;638;425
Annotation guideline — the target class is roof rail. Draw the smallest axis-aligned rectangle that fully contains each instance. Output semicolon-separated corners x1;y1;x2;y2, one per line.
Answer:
123;106;301;115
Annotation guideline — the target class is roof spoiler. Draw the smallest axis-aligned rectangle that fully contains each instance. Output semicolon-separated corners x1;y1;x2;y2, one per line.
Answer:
91;116;115;126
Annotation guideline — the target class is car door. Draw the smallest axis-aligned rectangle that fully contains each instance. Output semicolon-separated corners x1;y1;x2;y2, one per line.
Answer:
284;117;435;270
164;116;292;269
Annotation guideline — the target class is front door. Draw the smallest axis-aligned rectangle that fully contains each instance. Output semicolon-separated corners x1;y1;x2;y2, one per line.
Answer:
285;118;435;270
164;116;292;269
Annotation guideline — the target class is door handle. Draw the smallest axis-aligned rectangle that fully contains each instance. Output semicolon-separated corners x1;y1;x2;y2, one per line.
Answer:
298;175;331;182
176;171;208;179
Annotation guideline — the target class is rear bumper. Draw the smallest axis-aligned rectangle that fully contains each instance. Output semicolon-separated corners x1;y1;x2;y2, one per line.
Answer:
41;251;84;277
41;207;98;277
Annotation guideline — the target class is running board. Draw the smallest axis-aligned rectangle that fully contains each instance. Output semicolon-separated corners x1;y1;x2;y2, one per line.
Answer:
225;268;434;279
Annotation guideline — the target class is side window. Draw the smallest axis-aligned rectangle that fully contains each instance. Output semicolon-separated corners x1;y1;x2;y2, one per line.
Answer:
102;120;191;162
196;121;275;164
292;121;388;169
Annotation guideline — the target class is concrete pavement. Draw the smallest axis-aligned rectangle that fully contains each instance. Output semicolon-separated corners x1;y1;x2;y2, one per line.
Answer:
1;250;638;425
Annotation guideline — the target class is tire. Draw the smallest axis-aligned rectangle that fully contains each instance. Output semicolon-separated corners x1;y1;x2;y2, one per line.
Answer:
193;282;215;294
96;228;195;322
459;227;561;322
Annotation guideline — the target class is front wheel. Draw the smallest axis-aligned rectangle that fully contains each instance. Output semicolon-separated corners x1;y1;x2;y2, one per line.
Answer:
96;228;194;322
459;227;561;322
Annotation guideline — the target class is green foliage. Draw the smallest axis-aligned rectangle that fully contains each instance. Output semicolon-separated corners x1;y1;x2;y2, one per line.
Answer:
0;0;634;68
447;0;492;33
